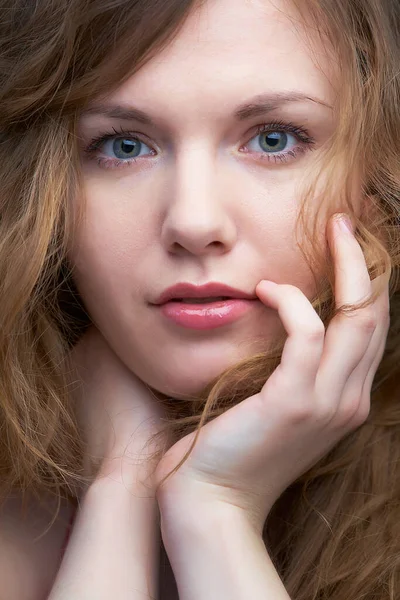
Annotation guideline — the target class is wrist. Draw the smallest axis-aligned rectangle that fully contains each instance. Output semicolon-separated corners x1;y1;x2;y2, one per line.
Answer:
157;479;270;541
90;461;158;506
95;451;159;494
159;496;258;558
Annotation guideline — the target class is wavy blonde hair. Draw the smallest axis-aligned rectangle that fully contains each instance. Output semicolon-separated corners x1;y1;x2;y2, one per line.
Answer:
0;0;399;598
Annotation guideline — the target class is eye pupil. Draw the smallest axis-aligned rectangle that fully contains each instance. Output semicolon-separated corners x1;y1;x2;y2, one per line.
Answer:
113;138;141;158
260;131;287;153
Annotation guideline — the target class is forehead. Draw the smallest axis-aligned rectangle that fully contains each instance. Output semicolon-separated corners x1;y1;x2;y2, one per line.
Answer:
89;0;338;120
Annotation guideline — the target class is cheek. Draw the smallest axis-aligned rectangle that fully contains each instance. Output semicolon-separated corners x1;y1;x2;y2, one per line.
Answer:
240;163;307;224
66;222;139;323
69;178;155;277
242;178;301;253
243;176;328;298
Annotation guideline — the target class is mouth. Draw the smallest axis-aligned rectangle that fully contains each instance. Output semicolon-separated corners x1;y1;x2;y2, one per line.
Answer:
153;297;259;330
168;296;232;304
154;282;258;306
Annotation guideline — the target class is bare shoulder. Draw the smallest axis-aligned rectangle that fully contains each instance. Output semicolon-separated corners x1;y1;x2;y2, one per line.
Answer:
0;491;75;600
0;489;179;600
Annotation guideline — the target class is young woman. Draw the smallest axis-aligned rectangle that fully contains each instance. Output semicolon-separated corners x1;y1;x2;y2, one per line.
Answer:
0;0;398;598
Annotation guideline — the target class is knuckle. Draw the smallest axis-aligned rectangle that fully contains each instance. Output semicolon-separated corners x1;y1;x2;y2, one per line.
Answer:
352;402;370;427
336;400;361;426
303;321;325;343
345;399;370;429
350;405;371;429
287;400;318;423
333;387;370;428
356;309;378;333
315;403;336;424
293;318;325;343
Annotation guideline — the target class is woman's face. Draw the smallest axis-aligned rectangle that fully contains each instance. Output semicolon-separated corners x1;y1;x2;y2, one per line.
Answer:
71;0;340;398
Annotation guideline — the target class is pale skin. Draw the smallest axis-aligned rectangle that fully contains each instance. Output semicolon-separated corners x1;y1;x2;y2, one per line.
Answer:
155;215;390;600
70;0;339;400
46;215;390;600
0;0;391;599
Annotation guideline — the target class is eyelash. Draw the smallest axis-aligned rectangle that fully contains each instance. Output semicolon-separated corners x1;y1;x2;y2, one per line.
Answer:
83;120;316;170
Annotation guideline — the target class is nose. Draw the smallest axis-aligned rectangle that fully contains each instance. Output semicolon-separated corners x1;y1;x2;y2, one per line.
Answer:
161;149;237;256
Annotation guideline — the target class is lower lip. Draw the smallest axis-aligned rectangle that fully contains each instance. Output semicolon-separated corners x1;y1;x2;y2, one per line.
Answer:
157;299;258;330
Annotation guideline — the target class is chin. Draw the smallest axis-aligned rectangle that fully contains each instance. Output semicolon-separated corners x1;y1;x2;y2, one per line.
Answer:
131;331;270;400
141;357;236;400
148;371;223;400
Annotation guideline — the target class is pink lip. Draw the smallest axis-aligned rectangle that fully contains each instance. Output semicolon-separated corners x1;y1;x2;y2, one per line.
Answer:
158;298;258;330
153;282;257;305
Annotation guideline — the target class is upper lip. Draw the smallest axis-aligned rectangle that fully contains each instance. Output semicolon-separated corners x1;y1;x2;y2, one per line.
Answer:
152;282;258;305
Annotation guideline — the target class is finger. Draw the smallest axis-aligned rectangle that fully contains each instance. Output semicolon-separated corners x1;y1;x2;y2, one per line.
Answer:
356;329;389;427
339;275;391;429
256;281;325;389
316;214;377;398
336;320;389;432
342;272;390;386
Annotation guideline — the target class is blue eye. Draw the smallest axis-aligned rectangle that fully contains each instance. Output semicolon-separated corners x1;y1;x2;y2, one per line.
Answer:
247;130;296;154
102;137;153;160
83;126;156;170
84;121;315;170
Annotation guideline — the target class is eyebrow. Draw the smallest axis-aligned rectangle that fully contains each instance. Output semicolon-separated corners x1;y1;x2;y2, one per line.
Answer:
80;91;332;126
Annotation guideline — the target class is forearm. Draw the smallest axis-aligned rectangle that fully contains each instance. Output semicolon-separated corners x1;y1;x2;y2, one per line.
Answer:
48;474;160;600
160;503;291;600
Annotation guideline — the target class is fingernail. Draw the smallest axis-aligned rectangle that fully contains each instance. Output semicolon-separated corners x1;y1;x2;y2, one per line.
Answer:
336;214;354;234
